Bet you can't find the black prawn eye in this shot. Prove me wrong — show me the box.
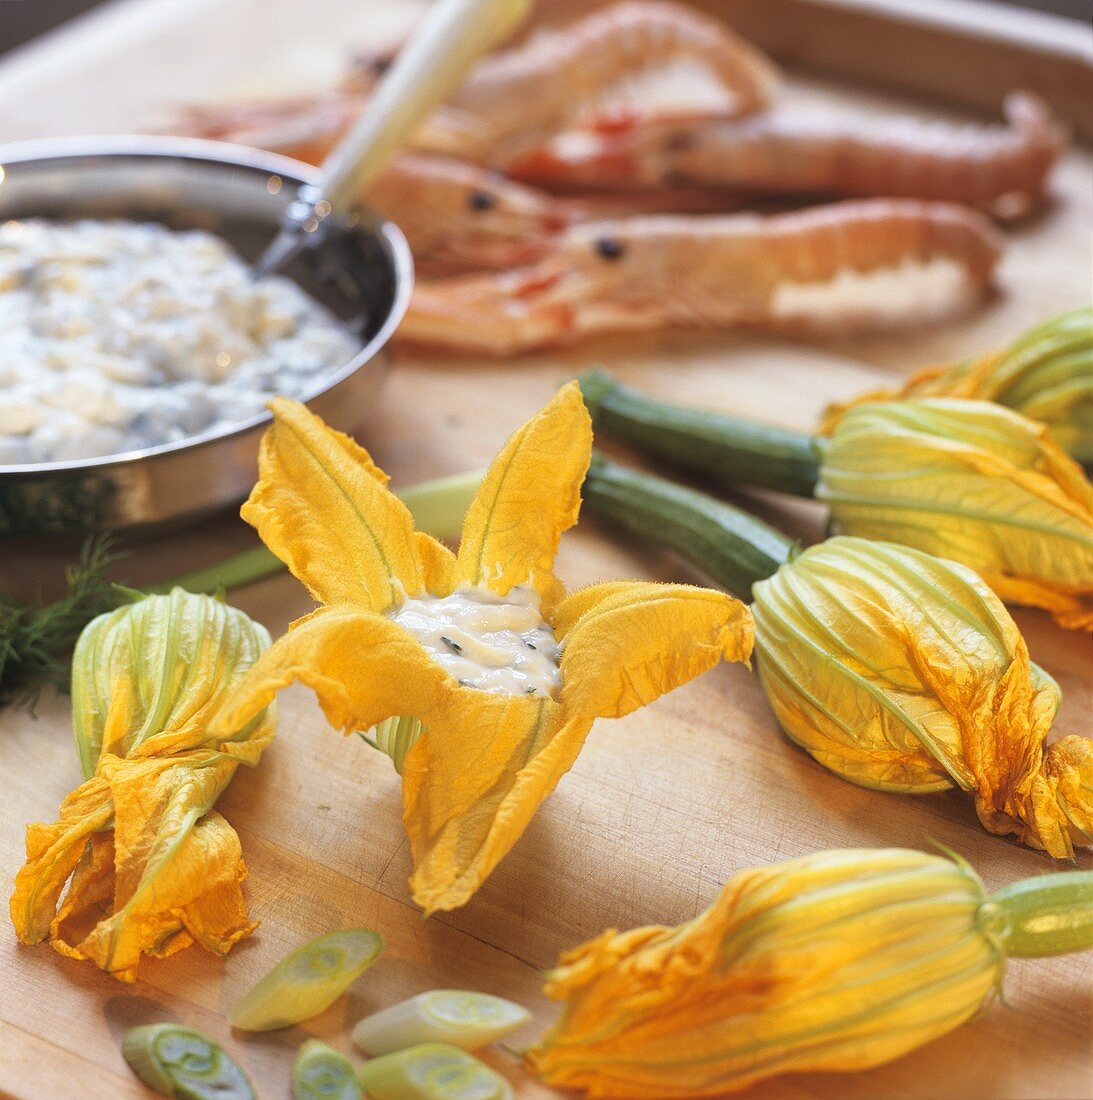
[595,236,626,260]
[468,190,496,211]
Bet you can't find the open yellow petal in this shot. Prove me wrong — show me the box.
[402,692,590,914]
[213,605,595,915]
[211,605,454,737]
[242,397,424,611]
[415,531,458,597]
[555,581,754,719]
[456,382,592,597]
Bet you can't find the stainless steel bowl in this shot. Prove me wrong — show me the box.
[0,136,413,535]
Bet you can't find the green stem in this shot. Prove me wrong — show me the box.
[365,715,423,775]
[990,872,1093,958]
[396,469,484,543]
[582,453,795,602]
[579,369,821,498]
[144,546,283,597]
[148,470,483,597]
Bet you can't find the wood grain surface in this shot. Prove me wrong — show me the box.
[0,1,1091,1098]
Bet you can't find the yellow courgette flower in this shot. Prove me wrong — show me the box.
[527,848,1093,1097]
[820,306,1093,464]
[752,537,1092,858]
[816,397,1093,630]
[212,383,753,914]
[10,589,275,981]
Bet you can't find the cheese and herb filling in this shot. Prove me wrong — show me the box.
[389,584,562,698]
[0,218,357,464]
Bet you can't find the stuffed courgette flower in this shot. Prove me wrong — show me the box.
[753,537,1092,858]
[820,306,1093,464]
[213,383,753,914]
[526,848,1093,1097]
[10,589,275,981]
[816,397,1093,631]
[582,458,1092,858]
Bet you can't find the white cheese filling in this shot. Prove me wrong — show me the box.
[0,218,358,465]
[390,584,562,698]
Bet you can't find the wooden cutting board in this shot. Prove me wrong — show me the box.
[0,2,1090,1097]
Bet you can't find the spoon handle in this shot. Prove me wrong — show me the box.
[319,0,531,212]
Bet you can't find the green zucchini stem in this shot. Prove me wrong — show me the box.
[579,369,821,498]
[582,453,796,602]
[988,871,1093,958]
[145,546,284,596]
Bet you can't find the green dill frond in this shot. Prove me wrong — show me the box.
[0,533,127,711]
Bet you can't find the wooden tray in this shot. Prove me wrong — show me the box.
[1,2,1090,1097]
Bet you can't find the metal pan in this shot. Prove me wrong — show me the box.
[0,136,413,536]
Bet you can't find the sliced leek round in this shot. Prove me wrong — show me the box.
[352,990,530,1055]
[121,1023,255,1100]
[293,1039,361,1100]
[356,1043,513,1100]
[230,928,384,1031]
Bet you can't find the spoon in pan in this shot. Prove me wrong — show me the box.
[254,0,532,278]
[0,0,529,533]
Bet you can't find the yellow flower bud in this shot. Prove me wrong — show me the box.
[10,590,276,981]
[816,398,1093,630]
[821,307,1093,465]
[751,537,1092,858]
[529,849,1007,1097]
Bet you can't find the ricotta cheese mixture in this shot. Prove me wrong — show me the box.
[390,584,563,698]
[0,218,359,464]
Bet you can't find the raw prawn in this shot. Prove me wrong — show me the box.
[170,122,750,273]
[429,0,779,164]
[510,92,1066,219]
[175,101,564,269]
[396,199,1003,356]
[367,156,751,273]
[370,155,572,273]
[177,90,365,166]
[176,2,778,171]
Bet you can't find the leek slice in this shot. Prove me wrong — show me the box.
[356,1043,513,1100]
[293,1039,361,1100]
[352,991,530,1055]
[230,928,384,1031]
[121,1024,255,1100]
